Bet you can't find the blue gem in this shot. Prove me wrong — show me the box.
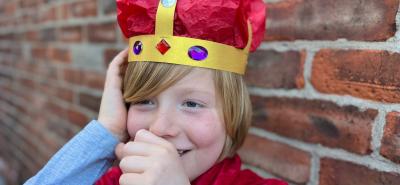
[161,0,176,8]
[133,41,142,55]
[188,46,208,61]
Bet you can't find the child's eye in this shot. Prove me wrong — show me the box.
[132,100,154,105]
[182,101,204,108]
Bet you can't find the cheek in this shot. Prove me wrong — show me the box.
[183,110,225,148]
[126,107,150,138]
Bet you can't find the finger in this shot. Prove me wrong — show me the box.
[120,141,163,158]
[115,142,126,160]
[134,129,175,150]
[107,48,129,76]
[119,173,144,185]
[119,155,148,173]
[104,48,129,88]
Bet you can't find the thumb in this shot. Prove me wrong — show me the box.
[115,142,126,160]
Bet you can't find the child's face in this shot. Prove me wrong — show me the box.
[126,68,226,180]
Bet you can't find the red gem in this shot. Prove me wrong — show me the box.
[156,39,170,55]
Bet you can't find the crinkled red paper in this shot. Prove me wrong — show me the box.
[116,0,266,52]
[95,154,288,185]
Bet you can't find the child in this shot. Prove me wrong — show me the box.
[25,0,288,184]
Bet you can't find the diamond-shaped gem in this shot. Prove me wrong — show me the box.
[156,39,171,55]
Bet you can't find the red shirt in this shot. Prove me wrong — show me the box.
[95,155,288,185]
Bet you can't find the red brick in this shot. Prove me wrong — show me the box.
[266,0,398,41]
[37,81,56,98]
[245,50,305,89]
[46,101,66,118]
[61,0,98,19]
[19,78,35,89]
[79,92,101,112]
[67,109,89,128]
[2,2,17,16]
[10,87,33,104]
[44,119,77,141]
[104,48,120,67]
[20,0,43,8]
[21,11,40,25]
[251,96,378,154]
[380,112,400,163]
[0,33,17,41]
[51,48,71,63]
[319,158,400,185]
[0,47,13,54]
[63,68,105,90]
[311,49,400,103]
[25,31,39,41]
[63,68,82,85]
[58,26,83,42]
[0,17,15,28]
[31,46,71,63]
[56,86,74,103]
[39,6,57,23]
[31,46,47,59]
[23,120,64,158]
[88,22,117,43]
[239,134,310,184]
[84,71,106,90]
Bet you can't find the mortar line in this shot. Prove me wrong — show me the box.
[0,15,116,34]
[248,87,400,112]
[258,41,399,52]
[306,152,320,185]
[302,50,316,94]
[394,3,400,42]
[249,127,400,173]
[370,110,387,156]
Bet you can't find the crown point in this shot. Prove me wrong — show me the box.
[156,39,171,55]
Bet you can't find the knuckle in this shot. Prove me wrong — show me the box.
[165,142,175,151]
[119,174,129,185]
[158,147,169,155]
[119,158,129,172]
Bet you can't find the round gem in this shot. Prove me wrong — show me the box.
[161,0,176,8]
[133,41,143,55]
[188,46,208,61]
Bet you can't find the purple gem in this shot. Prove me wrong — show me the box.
[133,41,143,55]
[188,46,208,61]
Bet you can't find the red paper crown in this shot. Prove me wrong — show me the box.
[116,0,266,74]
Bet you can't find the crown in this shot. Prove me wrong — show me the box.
[127,0,253,74]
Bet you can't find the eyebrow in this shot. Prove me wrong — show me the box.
[176,87,214,97]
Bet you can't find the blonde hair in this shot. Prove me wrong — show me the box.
[123,61,252,158]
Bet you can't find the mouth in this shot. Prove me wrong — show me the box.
[177,149,191,157]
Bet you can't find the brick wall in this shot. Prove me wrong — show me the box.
[0,0,399,185]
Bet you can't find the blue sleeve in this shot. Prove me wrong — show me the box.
[24,120,119,185]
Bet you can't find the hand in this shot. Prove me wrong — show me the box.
[118,129,191,185]
[98,48,129,142]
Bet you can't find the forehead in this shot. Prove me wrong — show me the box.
[170,68,215,95]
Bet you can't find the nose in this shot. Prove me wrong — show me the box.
[149,108,180,138]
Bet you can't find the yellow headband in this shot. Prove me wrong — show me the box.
[128,0,252,74]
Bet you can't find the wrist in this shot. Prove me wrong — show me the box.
[97,118,127,142]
